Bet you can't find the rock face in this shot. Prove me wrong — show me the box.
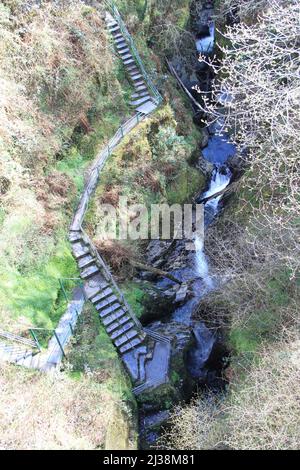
[140,282,192,324]
[190,0,215,34]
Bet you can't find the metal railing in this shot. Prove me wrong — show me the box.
[71,112,146,230]
[81,229,144,332]
[105,0,163,105]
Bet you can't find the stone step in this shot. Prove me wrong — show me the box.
[121,53,133,61]
[119,336,143,354]
[133,80,145,88]
[124,58,135,66]
[136,100,157,114]
[90,286,113,303]
[131,90,149,99]
[98,302,122,318]
[107,20,118,28]
[106,315,131,334]
[78,254,95,270]
[126,63,138,71]
[94,294,118,311]
[116,40,127,48]
[115,35,125,43]
[110,321,135,340]
[130,74,143,83]
[69,231,82,243]
[72,244,90,260]
[114,329,139,348]
[130,95,150,107]
[110,25,121,33]
[128,68,140,78]
[102,309,128,326]
[135,84,148,92]
[119,48,130,56]
[80,264,100,280]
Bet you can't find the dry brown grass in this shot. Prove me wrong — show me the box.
[0,363,120,450]
[0,0,115,276]
[161,336,300,450]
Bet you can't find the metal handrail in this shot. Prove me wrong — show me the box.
[71,112,145,231]
[105,0,163,105]
[0,329,37,349]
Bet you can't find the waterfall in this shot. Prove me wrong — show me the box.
[194,166,231,287]
[204,166,232,220]
[196,23,215,55]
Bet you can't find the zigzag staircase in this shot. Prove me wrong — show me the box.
[69,5,170,395]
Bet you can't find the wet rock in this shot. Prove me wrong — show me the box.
[200,127,210,148]
[146,240,175,267]
[139,284,176,324]
[197,153,214,178]
[175,283,189,304]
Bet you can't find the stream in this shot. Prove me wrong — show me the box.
[139,0,237,448]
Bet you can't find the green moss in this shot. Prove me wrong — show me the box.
[0,238,78,330]
[166,166,205,204]
[122,282,146,319]
[229,270,298,359]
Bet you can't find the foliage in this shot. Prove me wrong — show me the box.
[161,336,300,450]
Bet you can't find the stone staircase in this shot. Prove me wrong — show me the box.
[69,229,171,393]
[68,7,170,394]
[105,12,158,115]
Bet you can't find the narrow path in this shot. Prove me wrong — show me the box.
[0,287,85,371]
[0,4,171,395]
[69,5,171,395]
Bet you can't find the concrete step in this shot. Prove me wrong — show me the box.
[90,287,114,303]
[130,95,150,107]
[98,302,122,318]
[78,254,95,270]
[80,264,99,280]
[102,309,128,326]
[114,329,139,348]
[106,315,131,333]
[110,321,135,340]
[120,337,143,354]
[94,294,118,311]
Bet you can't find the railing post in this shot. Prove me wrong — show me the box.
[29,329,41,352]
[59,279,69,303]
[53,331,65,358]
